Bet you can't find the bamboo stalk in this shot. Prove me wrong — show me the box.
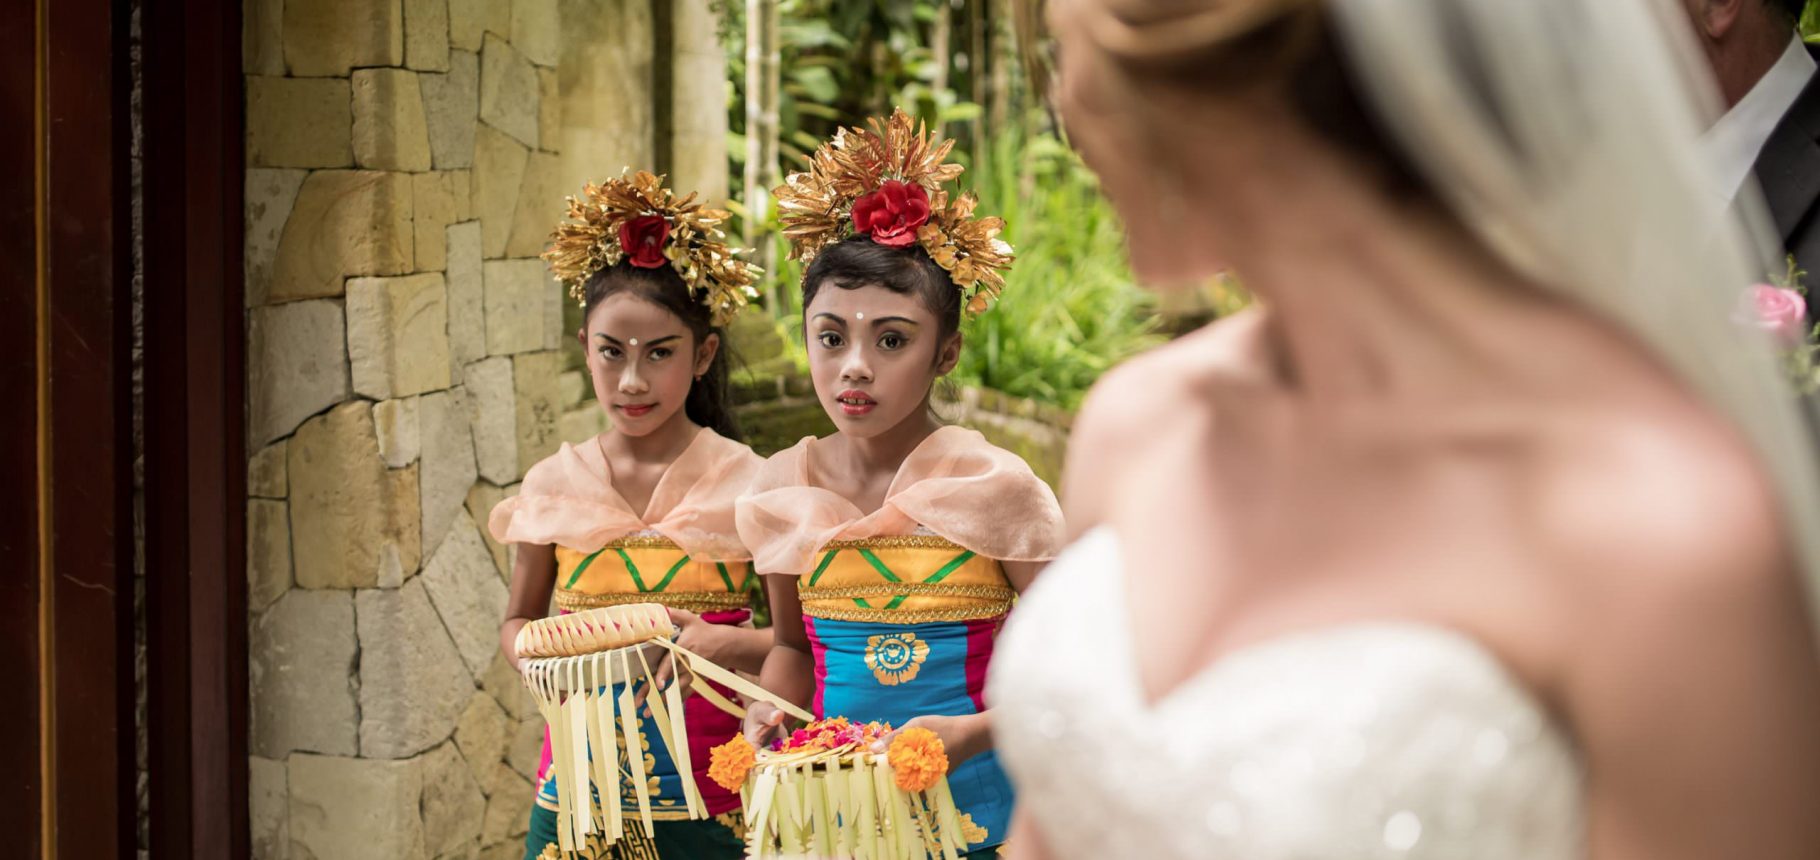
[932,0,953,136]
[743,0,782,315]
[969,0,987,171]
[989,0,1010,137]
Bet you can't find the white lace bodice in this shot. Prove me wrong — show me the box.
[988,528,1585,859]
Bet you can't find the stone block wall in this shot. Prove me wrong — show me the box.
[932,387,1072,489]
[241,1,672,857]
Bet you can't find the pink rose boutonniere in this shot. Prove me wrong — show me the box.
[1742,284,1808,345]
[1743,256,1819,393]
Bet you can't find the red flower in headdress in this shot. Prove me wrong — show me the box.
[850,180,931,247]
[619,215,672,268]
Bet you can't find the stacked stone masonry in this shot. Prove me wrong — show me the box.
[243,1,747,855]
[240,0,611,856]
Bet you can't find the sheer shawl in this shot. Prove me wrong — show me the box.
[736,426,1066,575]
[489,428,762,562]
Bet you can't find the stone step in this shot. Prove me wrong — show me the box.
[727,311,790,365]
[731,398,835,457]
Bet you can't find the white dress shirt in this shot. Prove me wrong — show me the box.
[1705,34,1816,205]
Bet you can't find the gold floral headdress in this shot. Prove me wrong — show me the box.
[542,170,761,326]
[774,108,1015,315]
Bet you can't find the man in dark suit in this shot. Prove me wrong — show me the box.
[1688,0,1820,287]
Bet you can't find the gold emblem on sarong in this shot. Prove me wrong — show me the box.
[864,632,930,685]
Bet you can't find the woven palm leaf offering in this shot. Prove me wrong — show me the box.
[707,718,968,859]
[517,603,812,855]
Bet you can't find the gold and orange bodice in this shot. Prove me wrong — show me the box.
[554,535,756,615]
[796,535,1014,625]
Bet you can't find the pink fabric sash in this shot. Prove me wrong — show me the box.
[489,427,763,562]
[735,426,1065,575]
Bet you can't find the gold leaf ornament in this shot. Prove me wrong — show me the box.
[541,170,762,326]
[774,107,1017,316]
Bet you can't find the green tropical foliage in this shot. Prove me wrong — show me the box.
[718,1,1004,182]
[949,127,1162,409]
[717,0,1155,410]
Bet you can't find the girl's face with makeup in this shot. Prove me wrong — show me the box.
[581,291,719,437]
[804,282,960,439]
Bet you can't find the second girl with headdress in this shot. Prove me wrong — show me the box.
[738,109,1067,858]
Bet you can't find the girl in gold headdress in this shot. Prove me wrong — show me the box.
[490,172,769,860]
[736,110,1067,857]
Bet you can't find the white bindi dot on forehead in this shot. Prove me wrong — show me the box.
[629,337,639,346]
[855,312,865,320]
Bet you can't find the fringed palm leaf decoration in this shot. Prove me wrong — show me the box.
[710,721,972,859]
[517,604,812,856]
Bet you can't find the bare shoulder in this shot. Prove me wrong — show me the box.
[1539,402,1820,858]
[1535,395,1809,716]
[1536,399,1791,603]
[1062,310,1272,535]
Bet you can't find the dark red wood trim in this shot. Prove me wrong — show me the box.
[31,0,138,855]
[142,0,249,854]
[189,0,250,853]
[0,0,47,852]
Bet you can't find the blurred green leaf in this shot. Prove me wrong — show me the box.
[780,19,850,50]
[788,129,826,153]
[788,66,840,103]
[794,102,844,121]
[938,102,982,124]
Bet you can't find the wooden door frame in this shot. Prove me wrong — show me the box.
[2,0,249,856]
[141,0,250,856]
[2,0,135,857]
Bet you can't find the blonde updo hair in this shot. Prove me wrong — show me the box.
[1059,0,1433,198]
[1071,0,1320,70]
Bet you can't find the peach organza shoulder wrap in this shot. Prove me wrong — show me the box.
[736,425,1066,575]
[488,428,762,561]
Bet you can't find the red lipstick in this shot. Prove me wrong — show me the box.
[835,389,876,417]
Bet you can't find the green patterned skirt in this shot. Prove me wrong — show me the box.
[523,804,1004,859]
[523,805,745,860]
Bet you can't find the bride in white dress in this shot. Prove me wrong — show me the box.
[987,1,1820,858]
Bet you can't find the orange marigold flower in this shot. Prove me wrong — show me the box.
[886,727,948,793]
[707,735,756,792]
